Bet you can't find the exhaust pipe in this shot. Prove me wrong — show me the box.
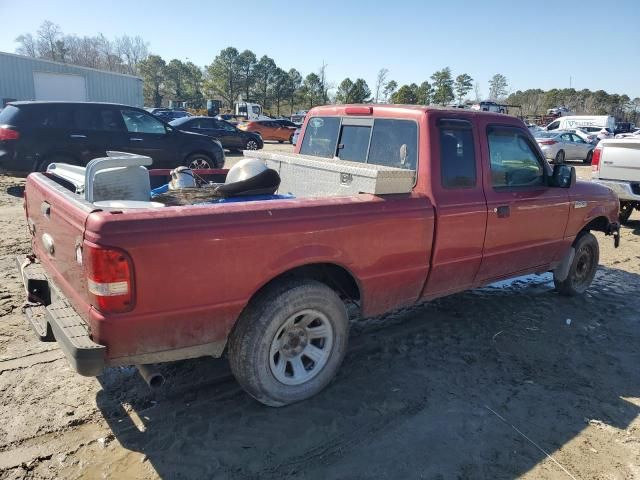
[136,364,165,389]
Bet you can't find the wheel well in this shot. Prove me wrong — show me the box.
[582,216,609,233]
[254,263,361,306]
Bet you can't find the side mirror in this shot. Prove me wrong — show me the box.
[550,164,575,188]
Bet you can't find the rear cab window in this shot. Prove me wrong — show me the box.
[300,116,417,171]
[438,119,476,189]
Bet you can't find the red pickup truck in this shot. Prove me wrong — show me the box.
[18,105,620,407]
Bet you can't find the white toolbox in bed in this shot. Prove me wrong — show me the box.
[244,150,415,197]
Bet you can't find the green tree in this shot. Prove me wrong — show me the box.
[253,55,277,109]
[488,73,508,100]
[335,78,354,104]
[302,73,322,108]
[164,59,188,100]
[237,50,257,101]
[416,81,433,105]
[138,54,166,107]
[271,67,289,116]
[431,67,454,105]
[391,84,418,104]
[286,68,303,114]
[204,47,240,109]
[383,80,398,103]
[454,73,473,104]
[350,79,371,103]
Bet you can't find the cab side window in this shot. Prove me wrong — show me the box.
[438,119,476,188]
[120,109,166,134]
[488,127,545,188]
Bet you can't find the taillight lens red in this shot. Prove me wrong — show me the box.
[83,243,134,313]
[591,146,602,172]
[538,140,558,145]
[0,126,19,141]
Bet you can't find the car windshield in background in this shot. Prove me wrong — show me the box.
[534,132,558,138]
[300,116,418,171]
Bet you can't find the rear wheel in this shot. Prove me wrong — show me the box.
[184,153,217,169]
[245,139,259,150]
[554,231,599,296]
[555,150,565,164]
[584,150,593,165]
[228,279,349,407]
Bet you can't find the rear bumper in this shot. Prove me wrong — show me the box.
[16,256,106,376]
[592,179,640,202]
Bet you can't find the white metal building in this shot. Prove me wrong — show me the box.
[0,51,143,107]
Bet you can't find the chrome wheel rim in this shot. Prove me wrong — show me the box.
[188,157,211,169]
[269,309,334,386]
[246,140,258,150]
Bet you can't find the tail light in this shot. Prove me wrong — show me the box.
[538,140,557,145]
[83,243,134,313]
[591,145,603,173]
[0,126,20,141]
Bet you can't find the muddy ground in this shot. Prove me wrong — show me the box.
[1,148,639,479]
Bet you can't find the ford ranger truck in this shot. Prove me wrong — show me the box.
[18,105,621,407]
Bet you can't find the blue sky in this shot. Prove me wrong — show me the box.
[1,0,639,99]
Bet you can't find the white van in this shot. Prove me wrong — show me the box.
[545,115,615,132]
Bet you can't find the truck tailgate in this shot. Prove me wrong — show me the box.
[599,140,640,182]
[24,173,98,317]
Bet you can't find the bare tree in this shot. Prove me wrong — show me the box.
[474,82,482,102]
[36,20,64,61]
[116,35,149,75]
[15,33,38,57]
[374,68,389,103]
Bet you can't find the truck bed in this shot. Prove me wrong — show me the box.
[24,170,435,365]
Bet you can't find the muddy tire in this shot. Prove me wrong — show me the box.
[554,232,599,296]
[228,279,349,407]
[619,201,635,224]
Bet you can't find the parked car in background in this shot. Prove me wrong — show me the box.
[534,131,594,164]
[614,122,635,135]
[615,128,640,139]
[291,127,301,146]
[170,116,263,151]
[0,101,224,172]
[238,119,297,143]
[545,115,616,132]
[154,110,192,123]
[567,128,598,145]
[591,138,640,223]
[546,106,572,116]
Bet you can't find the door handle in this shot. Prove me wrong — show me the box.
[69,134,86,139]
[493,205,510,218]
[129,138,144,142]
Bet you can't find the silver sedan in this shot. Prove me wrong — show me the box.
[534,131,594,164]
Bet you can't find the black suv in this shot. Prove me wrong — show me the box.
[0,102,225,173]
[169,116,263,152]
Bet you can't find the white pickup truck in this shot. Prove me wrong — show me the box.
[592,139,640,223]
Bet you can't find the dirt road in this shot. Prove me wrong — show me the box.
[1,153,639,479]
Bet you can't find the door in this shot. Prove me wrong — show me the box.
[68,105,126,164]
[33,72,86,101]
[475,124,571,283]
[117,109,175,167]
[570,133,591,161]
[559,132,576,159]
[422,117,488,298]
[211,118,242,148]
